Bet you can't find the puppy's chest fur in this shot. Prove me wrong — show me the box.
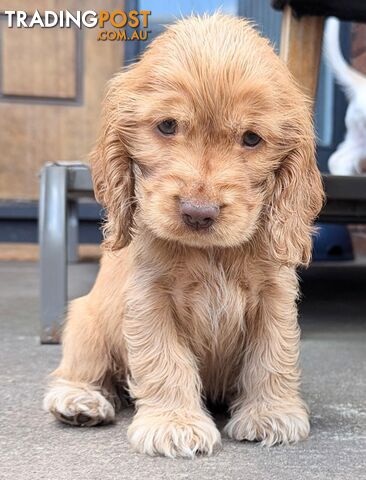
[171,253,251,400]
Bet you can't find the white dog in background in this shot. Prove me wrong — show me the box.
[325,17,366,175]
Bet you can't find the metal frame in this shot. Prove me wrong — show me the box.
[39,162,95,344]
[320,175,366,223]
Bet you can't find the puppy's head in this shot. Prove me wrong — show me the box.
[92,14,323,265]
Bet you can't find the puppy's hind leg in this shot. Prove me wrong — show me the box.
[44,296,123,427]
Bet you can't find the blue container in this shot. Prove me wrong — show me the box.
[312,223,354,261]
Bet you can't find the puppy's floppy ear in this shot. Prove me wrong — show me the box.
[265,103,324,267]
[90,72,135,251]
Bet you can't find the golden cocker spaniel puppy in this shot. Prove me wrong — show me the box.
[44,14,324,458]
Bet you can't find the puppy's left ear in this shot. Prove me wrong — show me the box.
[265,106,324,267]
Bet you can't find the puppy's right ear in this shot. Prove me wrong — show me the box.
[90,73,135,251]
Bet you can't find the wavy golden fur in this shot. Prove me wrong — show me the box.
[44,14,324,458]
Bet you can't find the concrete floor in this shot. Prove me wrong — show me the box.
[0,260,365,480]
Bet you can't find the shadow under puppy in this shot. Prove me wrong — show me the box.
[44,13,324,458]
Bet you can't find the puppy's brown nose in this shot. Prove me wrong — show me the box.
[180,200,219,230]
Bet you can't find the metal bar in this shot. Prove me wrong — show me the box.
[39,164,68,344]
[322,174,366,200]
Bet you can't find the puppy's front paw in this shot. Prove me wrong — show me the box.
[43,378,115,427]
[128,409,221,458]
[225,400,309,446]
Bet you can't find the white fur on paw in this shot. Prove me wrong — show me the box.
[43,379,115,427]
[128,409,221,458]
[225,401,310,446]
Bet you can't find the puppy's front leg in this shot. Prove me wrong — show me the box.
[226,271,310,445]
[43,296,117,427]
[125,283,220,458]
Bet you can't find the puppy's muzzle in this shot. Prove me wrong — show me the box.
[180,200,220,230]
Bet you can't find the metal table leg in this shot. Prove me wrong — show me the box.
[39,164,68,344]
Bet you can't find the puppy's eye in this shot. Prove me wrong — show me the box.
[242,131,262,148]
[157,119,177,136]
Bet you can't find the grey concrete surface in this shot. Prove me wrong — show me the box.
[0,260,365,480]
